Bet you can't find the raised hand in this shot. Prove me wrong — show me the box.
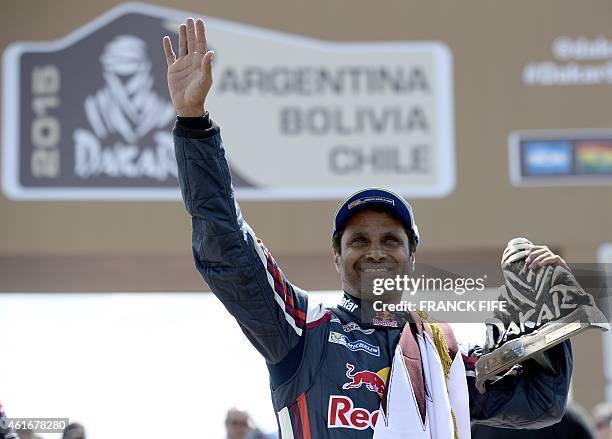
[162,17,214,117]
[502,237,568,270]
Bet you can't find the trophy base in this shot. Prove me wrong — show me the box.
[475,306,609,394]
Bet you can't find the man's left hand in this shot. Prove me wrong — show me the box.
[502,237,568,270]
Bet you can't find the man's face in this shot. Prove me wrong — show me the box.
[333,209,412,300]
[225,410,250,439]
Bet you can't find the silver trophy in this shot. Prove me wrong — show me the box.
[475,238,609,393]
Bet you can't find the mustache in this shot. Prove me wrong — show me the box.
[356,261,399,272]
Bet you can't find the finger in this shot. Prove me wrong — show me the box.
[179,23,187,56]
[162,36,176,66]
[529,244,549,250]
[528,252,557,269]
[536,255,563,267]
[528,245,549,253]
[201,50,214,78]
[195,18,207,53]
[525,247,550,262]
[186,17,196,53]
[527,244,549,251]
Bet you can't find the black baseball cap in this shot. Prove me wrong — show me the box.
[333,188,420,247]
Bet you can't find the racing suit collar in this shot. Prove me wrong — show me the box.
[338,291,407,328]
[338,291,361,319]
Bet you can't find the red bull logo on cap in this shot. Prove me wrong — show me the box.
[372,310,399,327]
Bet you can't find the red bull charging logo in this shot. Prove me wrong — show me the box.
[342,363,389,397]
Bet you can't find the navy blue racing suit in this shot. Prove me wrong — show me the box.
[173,114,572,438]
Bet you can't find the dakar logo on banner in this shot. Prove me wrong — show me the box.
[74,35,176,181]
[2,3,184,200]
[2,2,454,200]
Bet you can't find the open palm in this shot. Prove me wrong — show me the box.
[163,18,214,117]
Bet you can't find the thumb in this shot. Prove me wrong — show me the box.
[201,50,214,79]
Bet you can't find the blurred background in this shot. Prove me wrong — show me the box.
[1,1,612,438]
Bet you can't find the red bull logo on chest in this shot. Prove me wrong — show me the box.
[342,363,389,398]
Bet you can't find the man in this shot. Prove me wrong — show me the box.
[62,423,86,439]
[163,17,572,438]
[594,403,612,439]
[224,407,252,439]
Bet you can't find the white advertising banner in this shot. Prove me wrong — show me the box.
[2,3,454,200]
[206,20,455,198]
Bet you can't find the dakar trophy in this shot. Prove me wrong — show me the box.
[475,237,610,393]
